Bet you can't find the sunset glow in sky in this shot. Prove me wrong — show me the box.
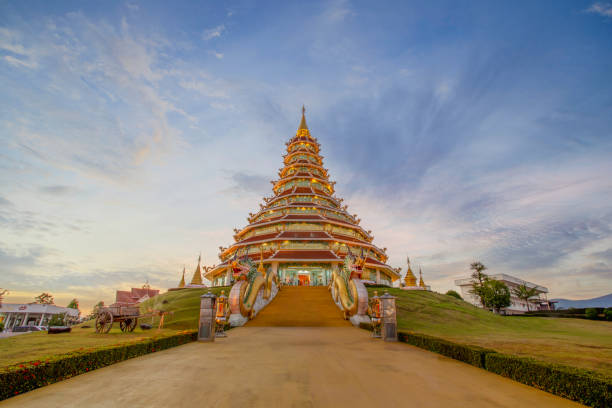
[2,1,612,312]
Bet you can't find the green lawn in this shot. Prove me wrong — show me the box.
[368,288,612,377]
[0,326,185,367]
[0,287,229,368]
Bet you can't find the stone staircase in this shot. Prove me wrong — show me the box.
[247,286,351,327]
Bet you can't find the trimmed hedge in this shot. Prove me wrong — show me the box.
[389,329,611,407]
[0,330,197,401]
[485,353,611,407]
[397,331,492,368]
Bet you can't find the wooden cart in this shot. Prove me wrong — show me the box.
[95,305,140,334]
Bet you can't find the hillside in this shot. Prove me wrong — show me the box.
[138,287,230,330]
[552,293,612,309]
[367,288,612,377]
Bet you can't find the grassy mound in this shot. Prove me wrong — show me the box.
[138,287,231,330]
[367,288,612,377]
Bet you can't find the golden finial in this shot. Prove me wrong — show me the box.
[298,105,308,130]
[418,267,426,288]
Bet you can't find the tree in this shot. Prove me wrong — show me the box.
[48,313,66,326]
[482,280,511,313]
[445,290,462,300]
[67,298,81,317]
[512,284,538,312]
[0,288,8,308]
[468,262,489,307]
[585,308,598,320]
[34,292,54,304]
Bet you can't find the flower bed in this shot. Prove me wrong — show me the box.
[0,330,196,401]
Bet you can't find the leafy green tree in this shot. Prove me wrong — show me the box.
[445,290,462,300]
[67,298,81,317]
[34,292,54,304]
[585,308,598,320]
[482,280,511,313]
[512,284,539,312]
[468,262,489,307]
[48,313,66,326]
[0,321,4,333]
[604,308,612,321]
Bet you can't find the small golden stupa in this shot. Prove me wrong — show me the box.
[178,266,186,288]
[418,268,426,288]
[190,254,204,285]
[404,257,417,287]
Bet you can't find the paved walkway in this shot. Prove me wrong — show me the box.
[2,326,582,407]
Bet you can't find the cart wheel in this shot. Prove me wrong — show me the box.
[129,318,137,332]
[95,311,113,334]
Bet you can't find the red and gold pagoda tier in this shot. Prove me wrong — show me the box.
[205,108,400,287]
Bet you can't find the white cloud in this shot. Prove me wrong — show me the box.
[212,51,224,59]
[126,2,139,11]
[3,55,37,68]
[586,2,612,17]
[203,24,225,40]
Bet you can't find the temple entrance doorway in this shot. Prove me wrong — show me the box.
[297,272,310,286]
[279,266,332,286]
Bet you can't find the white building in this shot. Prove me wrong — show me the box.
[454,273,554,314]
[0,303,80,330]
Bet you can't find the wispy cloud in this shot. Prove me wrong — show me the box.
[586,2,612,17]
[202,24,225,40]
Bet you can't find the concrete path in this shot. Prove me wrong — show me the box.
[2,327,582,408]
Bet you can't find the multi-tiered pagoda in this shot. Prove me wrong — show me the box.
[205,108,400,287]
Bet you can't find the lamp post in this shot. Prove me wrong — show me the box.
[198,291,217,342]
[379,291,397,341]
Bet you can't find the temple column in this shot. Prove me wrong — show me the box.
[376,269,381,284]
[271,261,279,278]
[225,267,232,286]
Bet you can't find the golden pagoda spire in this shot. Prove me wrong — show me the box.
[404,256,417,287]
[298,105,308,130]
[190,254,204,285]
[178,266,186,288]
[418,267,426,288]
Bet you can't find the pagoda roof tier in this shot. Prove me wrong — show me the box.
[250,204,352,224]
[269,249,341,261]
[280,163,328,178]
[265,191,341,207]
[284,151,323,166]
[273,175,333,193]
[229,232,379,252]
[275,186,332,199]
[287,140,320,153]
[238,215,371,238]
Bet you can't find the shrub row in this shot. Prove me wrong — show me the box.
[395,330,611,407]
[485,353,611,407]
[0,330,197,401]
[397,331,491,368]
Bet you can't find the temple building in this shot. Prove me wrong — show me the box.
[205,107,400,287]
[111,284,160,307]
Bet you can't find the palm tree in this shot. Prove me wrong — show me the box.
[512,284,539,312]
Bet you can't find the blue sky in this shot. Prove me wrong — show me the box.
[1,1,611,312]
